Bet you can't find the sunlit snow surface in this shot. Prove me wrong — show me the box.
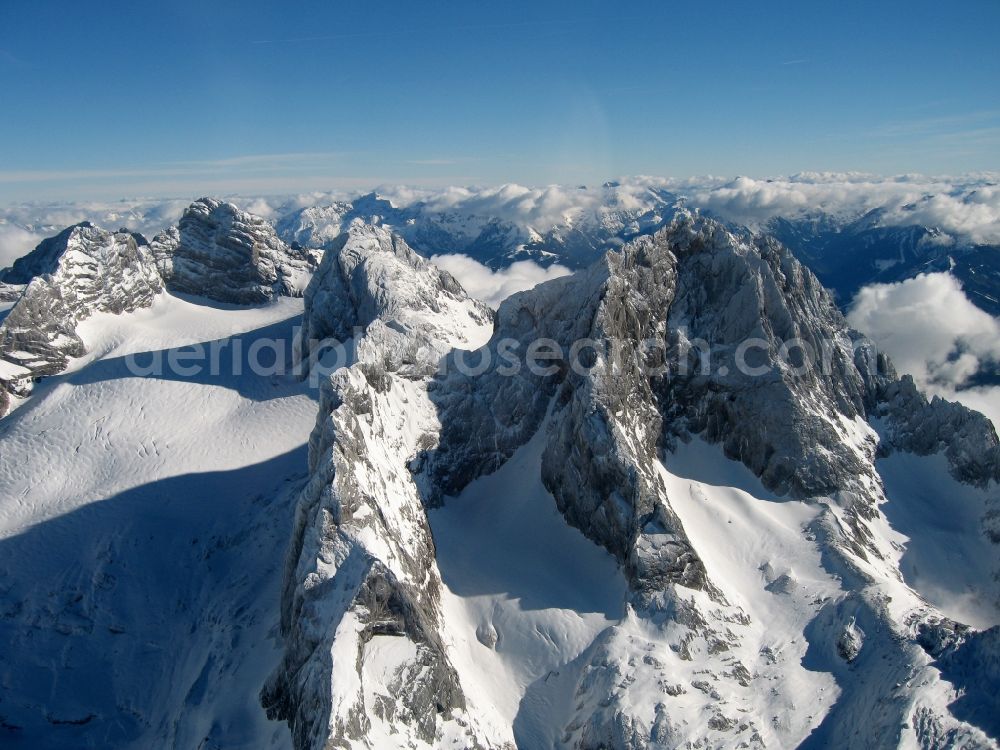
[429,424,627,744]
[0,292,314,749]
[661,439,844,745]
[432,432,844,747]
[432,430,999,747]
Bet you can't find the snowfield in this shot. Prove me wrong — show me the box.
[660,439,844,746]
[877,451,1000,630]
[0,292,314,749]
[430,420,627,745]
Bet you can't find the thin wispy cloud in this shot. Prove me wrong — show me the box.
[873,109,1000,138]
[166,152,347,169]
[0,152,349,184]
[404,157,485,167]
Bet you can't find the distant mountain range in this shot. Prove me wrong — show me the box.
[4,177,998,317]
[267,182,1000,317]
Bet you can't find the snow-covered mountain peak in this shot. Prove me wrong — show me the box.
[1,201,998,749]
[0,222,162,415]
[401,214,1000,747]
[152,197,316,304]
[0,197,325,416]
[298,220,493,368]
[0,221,145,285]
[264,220,497,748]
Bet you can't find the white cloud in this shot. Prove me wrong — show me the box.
[377,173,1000,244]
[415,183,603,234]
[0,198,190,243]
[6,173,1000,253]
[686,174,1000,243]
[0,222,45,270]
[241,197,277,219]
[431,254,572,308]
[881,187,1000,245]
[848,272,1000,428]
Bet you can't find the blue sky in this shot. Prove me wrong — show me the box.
[1,0,998,202]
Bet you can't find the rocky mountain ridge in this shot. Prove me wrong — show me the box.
[262,222,496,748]
[152,197,316,305]
[268,214,1000,748]
[0,198,315,416]
[268,186,1000,321]
[275,185,684,270]
[0,222,162,415]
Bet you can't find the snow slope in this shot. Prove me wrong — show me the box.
[661,438,844,745]
[878,451,1000,629]
[430,420,627,745]
[0,292,316,749]
[2,210,999,749]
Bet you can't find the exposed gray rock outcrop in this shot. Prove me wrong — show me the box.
[0,223,162,415]
[876,375,1000,488]
[413,214,1000,747]
[270,214,1000,749]
[263,223,496,749]
[425,217,887,590]
[152,198,314,304]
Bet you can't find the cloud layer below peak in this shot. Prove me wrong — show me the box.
[431,254,572,308]
[848,272,1000,428]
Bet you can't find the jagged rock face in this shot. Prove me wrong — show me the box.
[298,220,491,358]
[877,375,1000,488]
[426,217,882,590]
[153,198,314,304]
[264,223,495,750]
[652,226,881,499]
[270,216,1000,749]
[0,223,162,415]
[413,215,1000,747]
[429,216,998,555]
[423,244,714,605]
